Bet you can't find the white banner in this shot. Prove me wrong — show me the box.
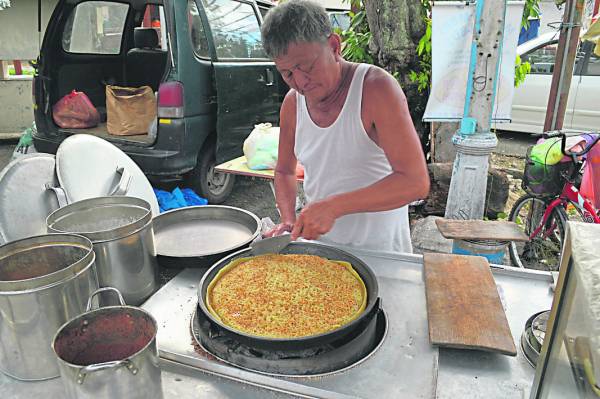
[423,1,525,122]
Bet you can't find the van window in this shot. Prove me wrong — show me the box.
[329,12,350,31]
[523,41,558,75]
[257,5,270,19]
[138,4,167,50]
[62,1,129,54]
[188,0,210,58]
[202,0,267,60]
[584,42,600,76]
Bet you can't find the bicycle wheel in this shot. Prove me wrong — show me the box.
[509,195,567,271]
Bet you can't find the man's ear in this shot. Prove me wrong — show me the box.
[328,33,342,59]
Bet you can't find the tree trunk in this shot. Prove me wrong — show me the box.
[363,0,428,140]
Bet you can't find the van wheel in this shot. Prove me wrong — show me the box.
[185,143,235,204]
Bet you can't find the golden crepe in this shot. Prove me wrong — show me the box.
[206,254,367,338]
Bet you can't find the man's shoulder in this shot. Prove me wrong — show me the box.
[282,88,298,107]
[360,65,405,114]
[362,64,398,94]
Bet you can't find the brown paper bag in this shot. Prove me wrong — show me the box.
[106,85,156,136]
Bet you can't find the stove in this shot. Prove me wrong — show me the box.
[143,250,438,399]
[191,302,388,376]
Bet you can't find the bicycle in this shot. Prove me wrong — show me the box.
[509,131,600,270]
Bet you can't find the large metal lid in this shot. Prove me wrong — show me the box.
[0,154,60,245]
[55,135,159,217]
[0,234,95,292]
[47,196,152,243]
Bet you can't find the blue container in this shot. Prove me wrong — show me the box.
[452,239,508,265]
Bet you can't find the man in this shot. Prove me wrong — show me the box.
[261,0,429,253]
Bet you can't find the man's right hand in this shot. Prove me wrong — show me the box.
[263,222,294,238]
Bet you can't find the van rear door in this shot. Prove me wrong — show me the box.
[199,0,282,164]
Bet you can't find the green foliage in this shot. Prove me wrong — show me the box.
[521,0,541,28]
[7,65,35,76]
[407,0,541,91]
[337,2,374,64]
[339,0,539,91]
[409,17,431,92]
[514,54,531,87]
[338,11,374,64]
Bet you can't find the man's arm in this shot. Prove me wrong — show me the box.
[292,66,430,240]
[265,90,298,236]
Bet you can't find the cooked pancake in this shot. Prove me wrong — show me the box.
[206,254,367,338]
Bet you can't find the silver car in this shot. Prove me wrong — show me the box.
[497,31,600,134]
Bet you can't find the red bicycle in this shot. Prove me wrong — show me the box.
[509,131,600,270]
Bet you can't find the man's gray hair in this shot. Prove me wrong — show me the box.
[261,0,333,59]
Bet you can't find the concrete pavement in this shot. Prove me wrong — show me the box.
[0,141,14,169]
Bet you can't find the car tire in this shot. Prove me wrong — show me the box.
[185,142,235,204]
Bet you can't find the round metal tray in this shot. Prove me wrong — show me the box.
[153,206,260,259]
[521,310,549,368]
[0,154,59,245]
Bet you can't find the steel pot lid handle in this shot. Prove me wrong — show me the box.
[44,183,68,208]
[76,359,139,384]
[109,166,132,196]
[86,287,126,311]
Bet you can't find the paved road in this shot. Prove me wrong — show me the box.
[0,142,13,170]
[495,131,537,157]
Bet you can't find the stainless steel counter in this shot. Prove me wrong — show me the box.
[0,247,554,399]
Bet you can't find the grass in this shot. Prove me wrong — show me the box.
[8,66,34,76]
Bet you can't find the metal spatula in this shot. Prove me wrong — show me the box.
[250,234,292,255]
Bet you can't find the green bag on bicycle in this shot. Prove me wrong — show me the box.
[529,138,563,165]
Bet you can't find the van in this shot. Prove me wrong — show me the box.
[33,0,287,203]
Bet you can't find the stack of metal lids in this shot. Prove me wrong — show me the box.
[0,135,159,245]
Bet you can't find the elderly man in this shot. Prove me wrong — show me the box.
[261,0,429,253]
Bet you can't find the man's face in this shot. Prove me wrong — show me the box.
[274,36,340,101]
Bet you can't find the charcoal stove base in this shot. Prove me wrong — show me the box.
[191,304,388,377]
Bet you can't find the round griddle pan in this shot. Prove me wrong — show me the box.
[197,242,380,351]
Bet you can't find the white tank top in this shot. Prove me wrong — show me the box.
[294,63,412,253]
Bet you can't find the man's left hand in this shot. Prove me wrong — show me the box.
[291,199,338,241]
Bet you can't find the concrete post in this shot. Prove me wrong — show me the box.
[0,61,9,80]
[445,0,506,220]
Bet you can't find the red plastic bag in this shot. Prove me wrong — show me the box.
[52,90,100,129]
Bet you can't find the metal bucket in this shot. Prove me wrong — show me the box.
[0,234,98,381]
[47,196,158,305]
[52,288,163,399]
[452,239,509,265]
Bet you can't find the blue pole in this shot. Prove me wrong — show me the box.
[460,0,486,135]
[489,0,508,124]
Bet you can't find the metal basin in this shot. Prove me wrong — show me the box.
[153,205,261,268]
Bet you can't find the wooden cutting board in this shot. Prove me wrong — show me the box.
[423,253,517,356]
[435,219,529,242]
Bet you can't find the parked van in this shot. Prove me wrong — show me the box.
[33,0,287,202]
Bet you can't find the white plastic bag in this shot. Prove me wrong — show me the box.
[243,123,280,170]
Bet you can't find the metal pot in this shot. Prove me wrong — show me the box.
[52,287,163,399]
[197,242,380,351]
[0,234,98,381]
[47,196,158,305]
